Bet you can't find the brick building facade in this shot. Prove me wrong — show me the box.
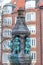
[1,0,43,65]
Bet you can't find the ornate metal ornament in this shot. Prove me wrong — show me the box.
[9,8,31,65]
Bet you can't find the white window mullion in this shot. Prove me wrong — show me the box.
[3,17,12,26]
[30,38,36,48]
[31,51,36,62]
[25,12,36,22]
[3,29,12,37]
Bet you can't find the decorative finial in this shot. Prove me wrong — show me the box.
[17,7,25,17]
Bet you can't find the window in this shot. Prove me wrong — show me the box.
[30,38,36,48]
[3,29,12,37]
[27,25,36,34]
[31,51,36,62]
[3,17,12,26]
[3,6,12,14]
[25,12,36,21]
[25,0,36,9]
[2,40,11,50]
[2,53,10,63]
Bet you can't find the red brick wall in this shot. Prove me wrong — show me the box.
[12,0,25,10]
[40,9,43,65]
[36,8,41,65]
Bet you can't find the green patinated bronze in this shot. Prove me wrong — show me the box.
[13,37,20,53]
[25,37,31,54]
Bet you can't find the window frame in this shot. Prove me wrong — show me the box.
[27,25,36,34]
[3,17,12,26]
[2,53,10,63]
[25,12,36,22]
[3,6,12,14]
[2,40,11,50]
[30,38,36,48]
[3,28,12,37]
[31,51,36,62]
